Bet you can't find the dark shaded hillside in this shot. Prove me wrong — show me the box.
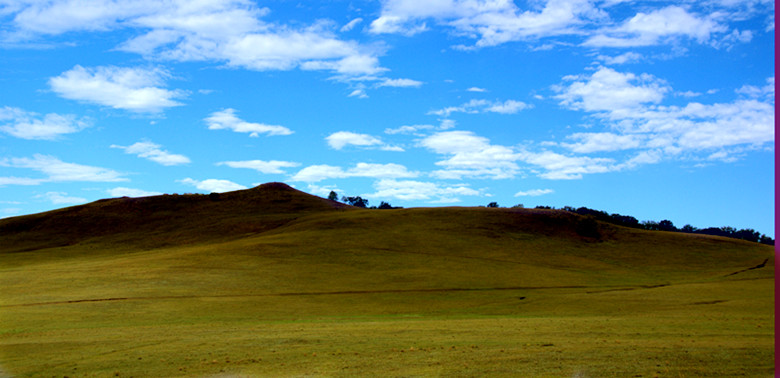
[0,182,351,252]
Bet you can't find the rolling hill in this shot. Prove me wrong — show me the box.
[0,183,774,376]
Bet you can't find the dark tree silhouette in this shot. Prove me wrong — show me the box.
[342,196,368,208]
[328,191,338,201]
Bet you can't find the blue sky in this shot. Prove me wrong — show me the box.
[0,0,775,237]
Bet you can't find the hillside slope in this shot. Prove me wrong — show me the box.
[0,182,773,377]
[0,182,351,252]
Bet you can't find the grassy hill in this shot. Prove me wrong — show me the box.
[0,183,773,376]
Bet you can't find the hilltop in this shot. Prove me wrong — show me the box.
[0,182,773,376]
[0,182,350,252]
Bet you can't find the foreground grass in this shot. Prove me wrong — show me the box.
[0,205,774,376]
[1,279,773,377]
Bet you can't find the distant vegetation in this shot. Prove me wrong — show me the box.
[535,205,774,246]
[331,191,773,245]
[330,191,402,210]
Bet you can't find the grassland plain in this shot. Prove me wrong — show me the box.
[0,183,774,377]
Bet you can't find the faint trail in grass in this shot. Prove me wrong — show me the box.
[1,285,589,308]
[724,258,768,277]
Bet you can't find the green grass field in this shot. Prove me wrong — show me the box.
[0,184,774,376]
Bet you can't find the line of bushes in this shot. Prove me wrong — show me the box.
[539,205,774,246]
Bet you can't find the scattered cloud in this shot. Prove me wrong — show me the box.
[553,67,669,115]
[467,87,488,92]
[560,132,643,153]
[369,0,606,47]
[326,131,403,151]
[514,189,554,197]
[217,160,300,174]
[107,187,163,198]
[39,191,87,205]
[596,52,642,65]
[0,154,127,183]
[377,78,423,88]
[0,106,90,140]
[420,131,522,179]
[111,141,190,166]
[341,18,363,32]
[290,162,418,182]
[549,69,775,172]
[367,179,482,203]
[179,178,247,193]
[428,99,531,117]
[49,65,186,113]
[582,6,726,48]
[4,1,386,77]
[517,149,615,180]
[205,108,293,137]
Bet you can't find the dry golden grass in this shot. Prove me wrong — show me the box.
[0,183,773,376]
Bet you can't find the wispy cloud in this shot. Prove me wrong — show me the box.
[205,108,293,137]
[428,99,531,117]
[291,162,418,183]
[514,189,554,197]
[326,131,403,151]
[38,191,87,205]
[49,65,186,113]
[217,160,300,174]
[0,154,127,184]
[111,141,190,166]
[420,131,522,180]
[107,187,163,198]
[367,179,483,203]
[179,178,247,193]
[0,106,89,140]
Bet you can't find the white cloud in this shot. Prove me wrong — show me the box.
[596,52,642,65]
[205,108,293,137]
[560,132,643,153]
[0,106,89,140]
[467,87,487,92]
[517,149,615,180]
[420,130,522,179]
[0,177,44,186]
[325,131,403,151]
[377,78,424,88]
[553,67,669,114]
[368,179,482,202]
[514,189,554,197]
[348,88,369,98]
[49,65,186,113]
[111,141,190,166]
[428,99,531,117]
[548,69,775,172]
[583,6,726,47]
[736,77,774,99]
[179,178,247,193]
[217,160,300,174]
[305,183,343,198]
[369,0,604,47]
[341,18,363,32]
[290,162,418,182]
[485,100,531,114]
[326,131,383,150]
[5,1,385,77]
[0,154,127,183]
[39,191,88,205]
[107,187,163,198]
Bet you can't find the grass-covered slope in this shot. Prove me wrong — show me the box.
[0,182,350,253]
[0,183,773,376]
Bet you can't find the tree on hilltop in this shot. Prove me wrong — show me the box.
[342,196,368,208]
[328,191,338,201]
